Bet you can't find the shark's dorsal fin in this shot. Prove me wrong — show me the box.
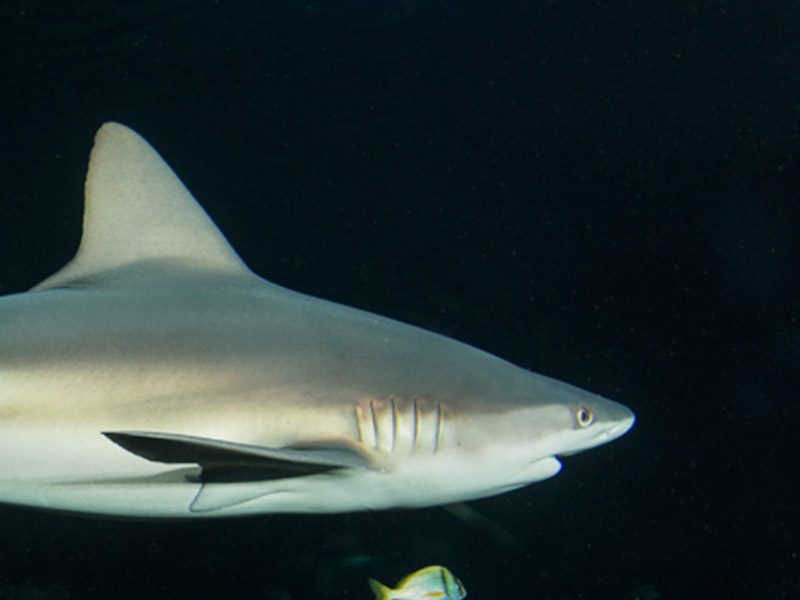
[32,122,252,291]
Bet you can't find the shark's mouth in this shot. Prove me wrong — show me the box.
[558,449,586,457]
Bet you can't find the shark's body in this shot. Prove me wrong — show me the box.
[0,124,634,518]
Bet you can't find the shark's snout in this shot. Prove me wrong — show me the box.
[610,408,636,439]
[592,410,635,448]
[594,399,636,443]
[553,395,635,457]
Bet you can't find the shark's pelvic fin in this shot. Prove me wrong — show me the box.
[32,122,253,291]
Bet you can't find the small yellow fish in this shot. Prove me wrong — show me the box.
[368,565,467,600]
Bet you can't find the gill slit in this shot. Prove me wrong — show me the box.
[369,399,379,449]
[434,402,444,453]
[412,397,420,448]
[354,406,364,444]
[390,396,398,452]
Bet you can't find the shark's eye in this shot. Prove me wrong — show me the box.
[576,405,594,428]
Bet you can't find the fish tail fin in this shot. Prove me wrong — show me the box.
[367,578,392,600]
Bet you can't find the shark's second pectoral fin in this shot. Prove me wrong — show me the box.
[103,430,373,479]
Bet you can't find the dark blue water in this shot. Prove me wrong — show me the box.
[0,2,797,598]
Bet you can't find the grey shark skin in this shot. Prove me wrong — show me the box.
[0,123,634,518]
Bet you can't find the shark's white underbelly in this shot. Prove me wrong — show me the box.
[0,419,563,518]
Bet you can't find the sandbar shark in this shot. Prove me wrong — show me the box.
[0,123,634,518]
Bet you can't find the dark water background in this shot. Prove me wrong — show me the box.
[0,1,797,598]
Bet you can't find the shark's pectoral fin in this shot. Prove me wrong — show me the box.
[103,430,375,514]
[103,430,373,478]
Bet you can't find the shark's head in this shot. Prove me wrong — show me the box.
[416,365,636,501]
[514,376,636,457]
